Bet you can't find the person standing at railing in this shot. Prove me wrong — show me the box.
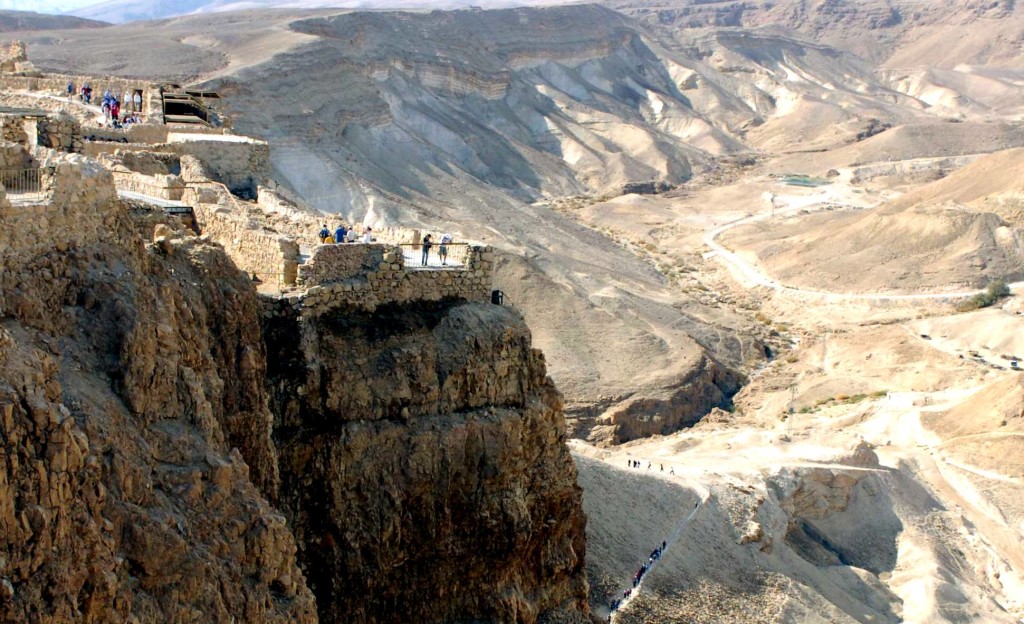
[318,223,331,243]
[439,233,452,265]
[334,223,347,244]
[67,81,75,100]
[421,234,433,266]
[362,226,373,244]
[346,226,357,243]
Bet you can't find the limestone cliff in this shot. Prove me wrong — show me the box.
[264,301,589,623]
[0,161,316,622]
[1,155,589,622]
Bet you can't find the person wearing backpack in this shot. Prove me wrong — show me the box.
[421,234,433,266]
[318,224,331,243]
[439,232,452,265]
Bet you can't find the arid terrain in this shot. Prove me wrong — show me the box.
[3,0,1024,622]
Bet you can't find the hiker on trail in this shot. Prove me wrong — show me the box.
[110,100,120,125]
[647,462,652,470]
[362,226,373,244]
[439,232,452,265]
[318,224,330,242]
[346,226,357,243]
[421,234,433,266]
[335,224,347,243]
[67,81,74,99]
[82,84,92,104]
[101,100,110,123]
[660,464,664,471]
[104,88,112,101]
[662,540,666,550]
[670,467,675,475]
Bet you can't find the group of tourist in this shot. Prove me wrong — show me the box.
[627,458,674,475]
[607,540,668,619]
[318,224,456,266]
[418,232,454,266]
[68,81,143,128]
[319,223,372,245]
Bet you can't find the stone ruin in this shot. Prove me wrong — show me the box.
[0,40,36,75]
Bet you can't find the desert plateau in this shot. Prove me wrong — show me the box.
[0,0,1022,622]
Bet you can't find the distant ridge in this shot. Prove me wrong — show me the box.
[0,9,107,31]
[69,0,578,24]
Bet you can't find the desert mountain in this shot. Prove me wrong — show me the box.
[606,0,1024,68]
[0,9,106,31]
[13,0,1023,440]
[67,0,575,24]
[724,147,1024,294]
[4,1,1024,622]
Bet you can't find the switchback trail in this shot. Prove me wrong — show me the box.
[609,493,704,622]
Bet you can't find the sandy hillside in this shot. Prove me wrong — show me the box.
[575,301,1024,622]
[722,147,1024,294]
[0,9,106,31]
[608,0,1024,69]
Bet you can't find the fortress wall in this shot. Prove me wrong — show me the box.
[36,114,82,152]
[0,140,33,169]
[265,244,494,317]
[0,113,81,153]
[0,74,160,118]
[0,155,120,315]
[168,138,269,198]
[110,169,186,200]
[189,188,299,287]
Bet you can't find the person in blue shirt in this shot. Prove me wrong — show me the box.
[335,224,347,243]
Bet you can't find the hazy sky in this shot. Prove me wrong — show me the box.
[5,0,566,15]
[3,0,99,11]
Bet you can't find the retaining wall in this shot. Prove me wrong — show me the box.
[264,243,494,317]
[188,182,299,286]
[0,154,120,315]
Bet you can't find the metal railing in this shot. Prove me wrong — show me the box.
[398,242,471,269]
[0,168,47,203]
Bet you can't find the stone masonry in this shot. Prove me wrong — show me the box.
[265,243,494,318]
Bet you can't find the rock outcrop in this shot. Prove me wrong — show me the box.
[264,300,589,623]
[1,151,589,622]
[0,164,317,622]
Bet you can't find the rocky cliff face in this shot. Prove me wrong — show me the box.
[1,158,589,622]
[0,175,316,621]
[264,301,589,623]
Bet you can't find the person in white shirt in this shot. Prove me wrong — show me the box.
[346,227,357,243]
[439,233,453,265]
[362,227,373,244]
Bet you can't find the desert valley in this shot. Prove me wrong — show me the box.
[0,0,1023,622]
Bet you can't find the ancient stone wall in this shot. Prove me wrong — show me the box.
[0,141,33,170]
[110,169,185,200]
[83,123,169,145]
[188,184,299,286]
[36,114,81,153]
[273,243,493,316]
[0,74,158,118]
[0,157,116,313]
[0,117,29,144]
[167,135,269,198]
